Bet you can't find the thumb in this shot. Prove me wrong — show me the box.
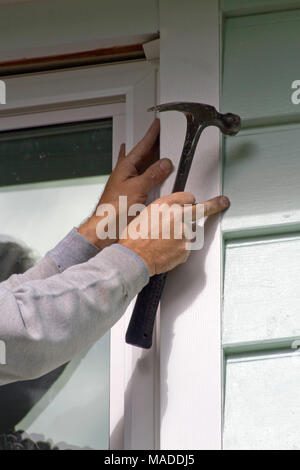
[203,195,230,217]
[184,195,230,221]
[138,158,173,192]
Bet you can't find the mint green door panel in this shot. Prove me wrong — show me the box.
[222,125,300,234]
[222,10,300,122]
[223,235,300,346]
[222,2,300,449]
[222,0,300,16]
[224,351,300,450]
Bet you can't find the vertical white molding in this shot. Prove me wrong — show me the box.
[0,80,6,105]
[110,113,126,450]
[124,68,159,450]
[159,0,222,449]
[0,340,6,365]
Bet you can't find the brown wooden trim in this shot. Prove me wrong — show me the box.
[0,43,146,76]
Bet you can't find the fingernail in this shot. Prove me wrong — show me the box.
[220,196,230,208]
[160,159,172,173]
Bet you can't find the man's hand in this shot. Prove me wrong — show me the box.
[79,119,173,249]
[119,192,230,276]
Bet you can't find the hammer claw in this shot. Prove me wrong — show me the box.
[149,101,241,135]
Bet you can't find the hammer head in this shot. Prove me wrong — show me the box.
[149,101,241,136]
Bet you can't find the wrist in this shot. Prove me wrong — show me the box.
[78,215,117,250]
[78,217,98,245]
[78,216,106,250]
[119,239,154,276]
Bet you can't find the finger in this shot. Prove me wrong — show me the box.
[129,119,160,167]
[138,158,173,192]
[117,143,126,161]
[184,195,230,221]
[158,192,196,206]
[204,195,230,217]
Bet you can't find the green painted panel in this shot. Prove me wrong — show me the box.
[224,350,300,449]
[222,124,300,234]
[222,0,300,451]
[222,0,300,17]
[0,119,112,186]
[222,10,300,122]
[223,234,300,346]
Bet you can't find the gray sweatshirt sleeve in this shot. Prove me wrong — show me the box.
[0,244,149,386]
[1,228,100,291]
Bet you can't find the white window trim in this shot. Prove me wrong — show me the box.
[0,60,159,450]
[158,0,222,450]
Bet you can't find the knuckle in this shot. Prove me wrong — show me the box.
[148,168,159,181]
[151,164,165,182]
[184,192,196,204]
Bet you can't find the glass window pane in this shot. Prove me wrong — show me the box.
[224,351,300,450]
[0,119,112,186]
[0,119,112,449]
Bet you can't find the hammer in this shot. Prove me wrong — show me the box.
[125,102,241,349]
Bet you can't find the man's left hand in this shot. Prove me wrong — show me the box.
[78,119,173,249]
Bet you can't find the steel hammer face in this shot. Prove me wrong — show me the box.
[216,112,241,136]
[149,101,241,137]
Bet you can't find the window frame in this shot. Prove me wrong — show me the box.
[0,60,159,450]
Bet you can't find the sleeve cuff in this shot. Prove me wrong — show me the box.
[47,227,100,273]
[92,243,150,297]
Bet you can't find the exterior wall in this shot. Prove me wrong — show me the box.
[221,0,300,450]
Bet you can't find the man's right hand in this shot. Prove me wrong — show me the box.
[119,192,230,276]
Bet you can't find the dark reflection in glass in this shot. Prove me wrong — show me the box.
[0,119,112,187]
[0,241,68,434]
[0,117,112,449]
